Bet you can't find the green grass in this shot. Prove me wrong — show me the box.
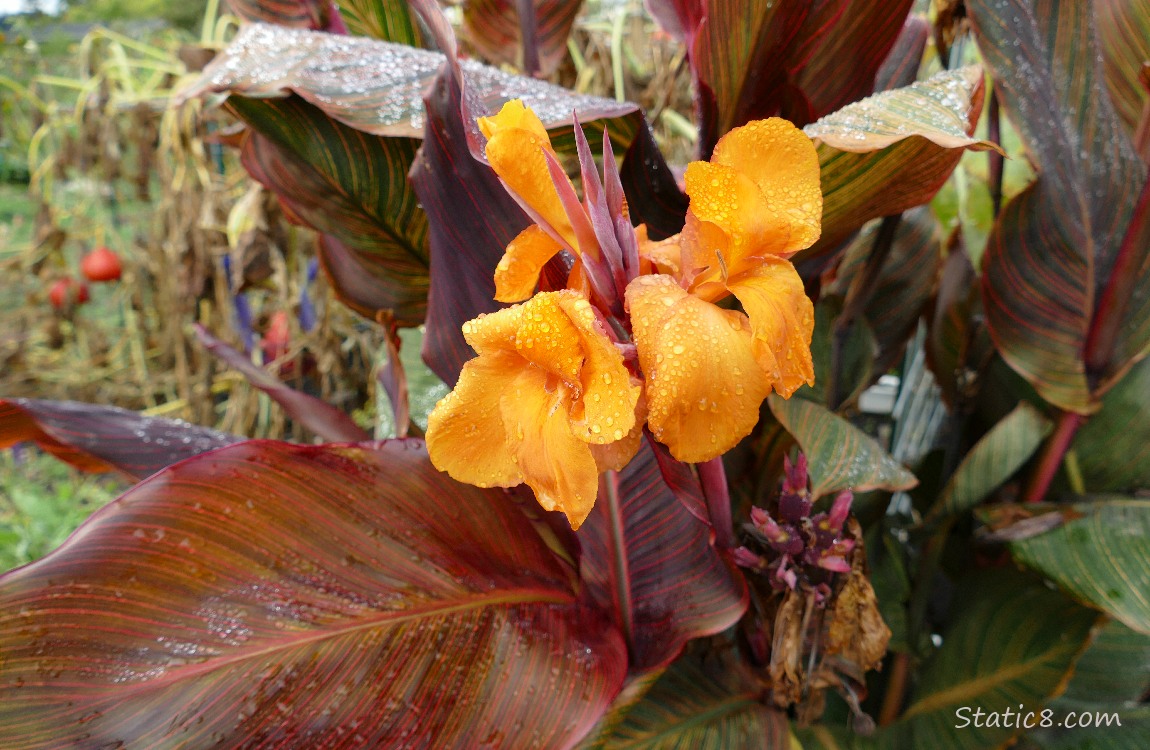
[0,448,124,574]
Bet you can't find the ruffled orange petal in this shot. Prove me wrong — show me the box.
[683,160,771,270]
[556,293,640,444]
[461,302,526,357]
[709,118,822,258]
[501,366,600,529]
[626,274,773,463]
[495,225,564,303]
[590,394,646,473]
[426,351,524,488]
[514,292,586,382]
[727,258,815,398]
[479,100,580,253]
[636,226,682,277]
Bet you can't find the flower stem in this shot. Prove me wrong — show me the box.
[1022,410,1083,503]
[697,457,734,548]
[878,652,912,726]
[601,472,634,654]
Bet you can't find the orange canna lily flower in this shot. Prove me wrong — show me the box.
[425,290,642,529]
[626,118,821,464]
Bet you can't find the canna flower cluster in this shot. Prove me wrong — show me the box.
[733,454,855,604]
[426,100,821,528]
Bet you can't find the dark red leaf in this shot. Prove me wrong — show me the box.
[874,15,929,93]
[643,0,703,44]
[578,439,747,672]
[620,122,689,241]
[0,399,238,480]
[0,440,627,748]
[227,0,346,31]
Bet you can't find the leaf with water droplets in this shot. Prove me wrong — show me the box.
[968,0,1148,413]
[0,398,239,480]
[768,394,916,499]
[802,65,997,260]
[0,440,627,748]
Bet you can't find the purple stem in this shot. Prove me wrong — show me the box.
[601,472,634,654]
[1022,410,1083,504]
[697,457,734,548]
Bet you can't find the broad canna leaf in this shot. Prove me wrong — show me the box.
[592,654,791,749]
[1096,0,1150,137]
[579,440,747,673]
[463,0,583,77]
[968,0,1149,413]
[194,325,372,442]
[825,206,942,373]
[767,394,917,500]
[0,440,627,748]
[884,570,1098,749]
[0,398,238,480]
[184,23,642,329]
[789,0,915,120]
[989,499,1150,635]
[922,402,1051,523]
[234,96,430,324]
[1071,356,1150,492]
[1023,620,1150,750]
[338,0,423,45]
[643,0,702,44]
[802,298,877,409]
[873,15,929,93]
[802,65,996,261]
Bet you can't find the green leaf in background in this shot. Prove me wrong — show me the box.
[338,0,424,45]
[0,440,627,747]
[824,206,942,374]
[923,402,1051,523]
[233,96,430,324]
[967,0,1148,413]
[592,655,791,749]
[802,66,997,261]
[463,0,584,76]
[1072,356,1150,492]
[1022,621,1150,750]
[990,499,1150,635]
[885,570,1098,749]
[1096,0,1150,137]
[767,394,917,500]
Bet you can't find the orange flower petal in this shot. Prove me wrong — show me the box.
[557,293,640,444]
[501,366,600,529]
[495,225,564,303]
[626,274,772,463]
[425,351,523,488]
[514,292,586,382]
[637,226,683,277]
[480,101,580,253]
[590,394,646,473]
[710,118,822,258]
[461,302,526,357]
[727,258,815,398]
[683,160,770,268]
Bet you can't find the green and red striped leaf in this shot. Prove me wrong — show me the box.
[789,0,915,120]
[922,402,1051,524]
[0,440,627,748]
[886,571,1098,750]
[1096,0,1150,137]
[968,0,1149,413]
[689,0,913,153]
[462,0,584,76]
[234,96,430,324]
[0,398,237,480]
[1071,356,1150,492]
[989,499,1150,635]
[590,654,791,748]
[338,0,423,45]
[825,207,942,373]
[767,394,917,500]
[802,66,995,262]
[579,439,747,673]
